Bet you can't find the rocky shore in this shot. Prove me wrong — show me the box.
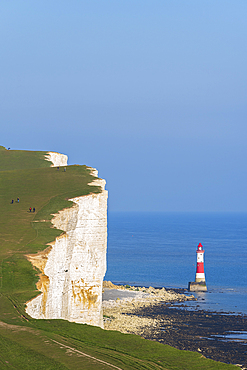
[103,281,247,368]
[102,281,195,335]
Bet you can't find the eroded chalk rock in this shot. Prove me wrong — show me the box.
[26,167,108,328]
[45,151,68,167]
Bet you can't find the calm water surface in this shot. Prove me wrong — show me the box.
[105,212,247,314]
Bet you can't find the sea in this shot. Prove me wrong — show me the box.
[104,212,247,315]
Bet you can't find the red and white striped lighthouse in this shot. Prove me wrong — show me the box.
[195,243,206,283]
[188,243,207,291]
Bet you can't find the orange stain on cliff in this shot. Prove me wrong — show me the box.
[26,246,52,315]
[71,279,99,310]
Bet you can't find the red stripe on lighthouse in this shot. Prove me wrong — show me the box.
[197,262,204,273]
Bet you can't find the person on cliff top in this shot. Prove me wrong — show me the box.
[17,197,19,203]
[33,207,35,212]
[29,207,32,212]
[11,199,14,204]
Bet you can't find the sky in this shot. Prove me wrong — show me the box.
[1,1,247,212]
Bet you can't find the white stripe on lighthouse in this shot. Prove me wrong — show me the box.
[196,273,205,279]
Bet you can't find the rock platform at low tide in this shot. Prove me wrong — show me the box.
[102,282,195,335]
[102,281,247,367]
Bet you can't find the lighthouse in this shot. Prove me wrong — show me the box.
[195,243,206,283]
[188,243,207,292]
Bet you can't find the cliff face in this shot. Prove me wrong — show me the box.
[45,152,68,167]
[25,153,108,328]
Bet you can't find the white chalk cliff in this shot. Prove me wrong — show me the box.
[25,153,108,328]
[45,151,68,167]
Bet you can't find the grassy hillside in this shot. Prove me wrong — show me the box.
[0,147,236,369]
[0,146,52,171]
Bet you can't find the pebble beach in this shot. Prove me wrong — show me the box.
[103,281,195,335]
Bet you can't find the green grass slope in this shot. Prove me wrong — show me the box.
[0,146,52,171]
[0,147,236,369]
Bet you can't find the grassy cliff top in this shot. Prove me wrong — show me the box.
[0,147,100,255]
[0,146,53,171]
[0,148,101,308]
[0,148,235,369]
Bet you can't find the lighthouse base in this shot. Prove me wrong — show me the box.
[188,281,207,292]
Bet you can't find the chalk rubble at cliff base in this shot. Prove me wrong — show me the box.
[102,281,195,335]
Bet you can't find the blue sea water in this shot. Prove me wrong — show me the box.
[105,212,247,315]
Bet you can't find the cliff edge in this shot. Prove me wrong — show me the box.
[25,153,108,328]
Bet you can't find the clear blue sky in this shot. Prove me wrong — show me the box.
[1,1,247,212]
